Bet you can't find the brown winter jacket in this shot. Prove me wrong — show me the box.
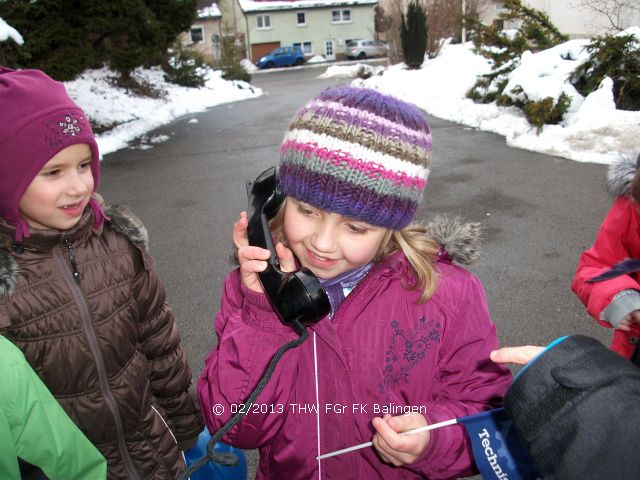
[0,200,203,479]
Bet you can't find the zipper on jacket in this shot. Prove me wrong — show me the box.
[54,246,141,480]
[152,403,188,471]
[151,404,178,445]
[62,234,81,285]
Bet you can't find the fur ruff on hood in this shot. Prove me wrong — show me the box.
[427,215,482,266]
[0,204,147,297]
[607,153,640,198]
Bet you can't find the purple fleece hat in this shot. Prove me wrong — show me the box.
[279,86,432,230]
[0,67,104,241]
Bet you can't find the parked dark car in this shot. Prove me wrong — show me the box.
[345,39,387,59]
[256,46,305,69]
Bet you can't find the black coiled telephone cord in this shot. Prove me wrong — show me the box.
[177,319,308,480]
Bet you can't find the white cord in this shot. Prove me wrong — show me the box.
[313,331,322,480]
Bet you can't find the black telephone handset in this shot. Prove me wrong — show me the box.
[246,167,330,333]
[178,167,330,480]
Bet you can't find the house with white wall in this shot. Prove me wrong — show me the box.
[184,0,639,66]
[179,2,223,63]
[217,0,378,62]
[480,1,640,38]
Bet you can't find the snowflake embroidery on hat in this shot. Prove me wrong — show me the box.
[58,115,81,136]
[45,113,85,148]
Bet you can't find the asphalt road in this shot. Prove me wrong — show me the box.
[99,65,612,478]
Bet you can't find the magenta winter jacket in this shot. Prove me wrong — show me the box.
[198,251,511,479]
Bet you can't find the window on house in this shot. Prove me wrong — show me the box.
[293,41,312,54]
[496,3,508,12]
[331,9,351,23]
[493,18,504,30]
[257,14,271,29]
[297,12,306,26]
[190,26,204,43]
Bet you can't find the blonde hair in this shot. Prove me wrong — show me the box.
[375,224,440,302]
[269,199,440,303]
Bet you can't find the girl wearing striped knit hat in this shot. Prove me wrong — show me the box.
[198,86,511,479]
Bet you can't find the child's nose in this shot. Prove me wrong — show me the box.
[311,222,337,252]
[68,172,91,194]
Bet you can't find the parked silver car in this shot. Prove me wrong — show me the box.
[345,39,387,59]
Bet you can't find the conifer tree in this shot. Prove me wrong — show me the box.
[401,1,427,69]
[0,0,197,81]
[465,0,573,129]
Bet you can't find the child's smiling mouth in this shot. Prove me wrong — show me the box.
[304,248,339,269]
[60,200,85,216]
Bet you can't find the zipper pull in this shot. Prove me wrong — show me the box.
[62,235,81,285]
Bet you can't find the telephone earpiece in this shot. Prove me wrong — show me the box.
[179,168,326,480]
[246,167,330,331]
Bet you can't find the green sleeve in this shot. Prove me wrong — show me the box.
[0,407,21,479]
[0,337,107,480]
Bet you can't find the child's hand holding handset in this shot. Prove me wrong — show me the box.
[233,211,296,292]
[372,413,430,466]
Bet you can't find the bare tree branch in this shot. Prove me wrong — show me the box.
[579,0,640,32]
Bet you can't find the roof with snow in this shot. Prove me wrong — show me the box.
[239,0,377,13]
[197,2,222,18]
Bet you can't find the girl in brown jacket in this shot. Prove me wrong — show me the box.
[0,67,203,479]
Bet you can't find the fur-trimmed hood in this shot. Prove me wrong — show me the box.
[104,204,149,251]
[427,215,481,265]
[607,153,640,198]
[0,204,148,297]
[0,249,19,297]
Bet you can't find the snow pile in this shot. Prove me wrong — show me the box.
[64,66,261,157]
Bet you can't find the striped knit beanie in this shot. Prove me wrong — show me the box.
[278,86,432,230]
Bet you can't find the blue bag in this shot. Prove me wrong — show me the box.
[183,429,248,480]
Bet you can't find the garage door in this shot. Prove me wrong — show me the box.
[252,42,280,62]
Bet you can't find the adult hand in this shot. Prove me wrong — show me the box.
[232,211,295,292]
[490,346,544,365]
[371,413,430,466]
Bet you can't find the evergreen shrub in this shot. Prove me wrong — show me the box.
[164,42,207,88]
[219,36,251,82]
[571,33,640,111]
[466,0,569,130]
[401,1,427,69]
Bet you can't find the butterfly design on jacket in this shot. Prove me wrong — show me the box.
[378,317,441,397]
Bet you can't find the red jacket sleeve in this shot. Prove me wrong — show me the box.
[196,269,303,448]
[572,196,640,325]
